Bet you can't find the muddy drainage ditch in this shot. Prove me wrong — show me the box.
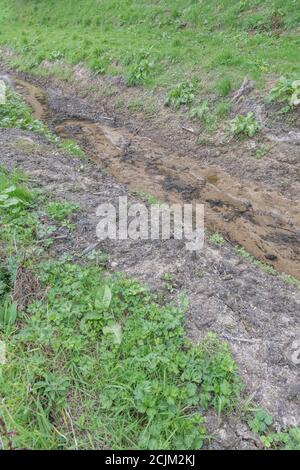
[12,76,300,279]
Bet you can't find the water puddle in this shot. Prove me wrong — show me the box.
[13,77,300,278]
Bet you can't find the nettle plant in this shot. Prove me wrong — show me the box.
[230,112,260,137]
[267,77,300,108]
[165,81,195,110]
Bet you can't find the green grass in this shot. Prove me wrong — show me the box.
[59,139,85,158]
[233,245,300,287]
[0,0,299,140]
[45,201,79,222]
[234,245,277,275]
[0,87,55,139]
[214,77,232,97]
[165,81,196,109]
[0,166,242,450]
[0,0,299,93]
[215,100,231,118]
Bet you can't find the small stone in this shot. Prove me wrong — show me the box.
[285,339,300,365]
[288,383,300,401]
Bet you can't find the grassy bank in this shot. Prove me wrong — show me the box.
[0,0,299,93]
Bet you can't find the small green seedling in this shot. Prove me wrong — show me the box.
[209,233,225,245]
[162,272,176,292]
[230,112,260,137]
[267,77,300,107]
[165,81,195,109]
[45,201,79,222]
[59,139,84,158]
[261,427,300,450]
[255,145,271,159]
[248,409,273,434]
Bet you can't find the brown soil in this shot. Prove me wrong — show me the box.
[12,76,300,279]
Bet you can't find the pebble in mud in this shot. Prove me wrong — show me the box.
[288,383,300,402]
[285,339,300,366]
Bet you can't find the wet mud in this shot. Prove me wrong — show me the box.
[14,78,300,278]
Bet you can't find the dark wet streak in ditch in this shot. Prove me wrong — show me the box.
[13,77,300,279]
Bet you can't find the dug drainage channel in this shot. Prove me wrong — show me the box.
[13,77,300,279]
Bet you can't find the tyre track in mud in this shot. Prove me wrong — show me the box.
[14,77,300,279]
